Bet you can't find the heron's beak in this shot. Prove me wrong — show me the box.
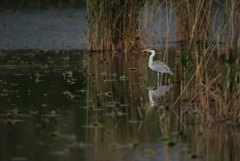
[141,49,149,52]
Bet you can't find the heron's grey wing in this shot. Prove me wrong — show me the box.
[152,60,170,74]
[151,84,173,97]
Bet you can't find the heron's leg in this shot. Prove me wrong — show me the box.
[164,73,167,84]
[159,73,163,86]
[157,73,163,86]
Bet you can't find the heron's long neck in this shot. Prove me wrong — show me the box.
[148,91,155,106]
[148,51,155,65]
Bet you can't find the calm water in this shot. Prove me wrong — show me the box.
[0,50,239,161]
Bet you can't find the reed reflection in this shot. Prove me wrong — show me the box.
[82,51,177,161]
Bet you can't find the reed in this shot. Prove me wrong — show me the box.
[86,0,240,122]
[174,0,213,43]
[173,0,240,123]
[86,0,146,51]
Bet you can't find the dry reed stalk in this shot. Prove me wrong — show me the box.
[170,0,240,122]
[86,0,240,122]
[86,0,146,51]
[174,0,213,42]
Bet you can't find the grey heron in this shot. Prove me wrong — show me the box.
[143,48,173,82]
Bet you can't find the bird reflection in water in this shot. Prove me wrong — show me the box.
[148,84,173,109]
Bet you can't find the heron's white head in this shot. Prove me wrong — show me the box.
[142,48,155,55]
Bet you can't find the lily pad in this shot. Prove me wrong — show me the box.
[129,67,137,71]
[119,75,128,80]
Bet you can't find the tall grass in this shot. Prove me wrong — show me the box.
[175,0,213,42]
[173,0,240,123]
[138,0,240,123]
[86,0,240,122]
[86,0,146,51]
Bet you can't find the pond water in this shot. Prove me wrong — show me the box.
[0,50,239,161]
